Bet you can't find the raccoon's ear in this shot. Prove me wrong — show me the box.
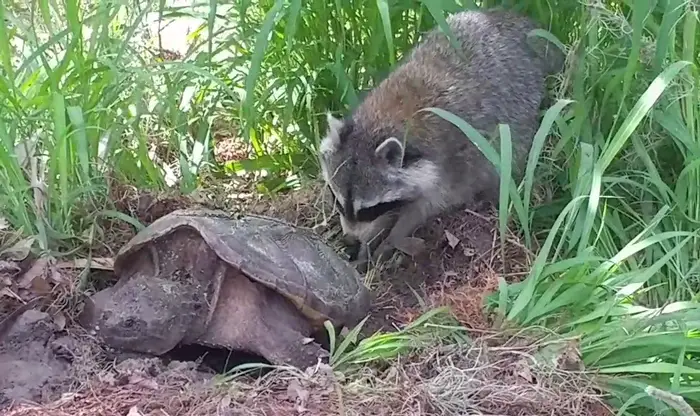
[326,112,344,136]
[320,112,344,155]
[375,137,404,168]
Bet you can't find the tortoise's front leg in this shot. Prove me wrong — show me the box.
[257,329,329,369]
[204,272,329,370]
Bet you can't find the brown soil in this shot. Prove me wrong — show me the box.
[0,180,611,416]
[0,310,74,408]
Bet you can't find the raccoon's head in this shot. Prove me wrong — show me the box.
[318,112,440,244]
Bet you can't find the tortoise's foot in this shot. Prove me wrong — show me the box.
[265,337,329,370]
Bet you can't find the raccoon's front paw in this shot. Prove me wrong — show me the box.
[372,236,426,264]
[350,258,370,274]
[348,242,371,273]
[371,241,396,263]
[344,239,362,262]
[350,243,391,274]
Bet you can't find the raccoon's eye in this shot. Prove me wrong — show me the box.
[356,200,406,222]
[402,144,423,167]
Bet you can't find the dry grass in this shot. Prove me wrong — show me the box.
[6,336,611,416]
[226,340,609,416]
[248,181,334,228]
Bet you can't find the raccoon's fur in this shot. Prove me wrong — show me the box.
[318,8,564,262]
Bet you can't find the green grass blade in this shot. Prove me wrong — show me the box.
[243,0,285,125]
[284,0,302,56]
[599,60,692,173]
[498,123,512,262]
[376,0,395,66]
[507,196,588,321]
[0,2,14,79]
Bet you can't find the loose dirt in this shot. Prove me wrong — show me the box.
[0,310,73,408]
[0,180,611,415]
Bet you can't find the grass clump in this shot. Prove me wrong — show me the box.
[2,0,700,415]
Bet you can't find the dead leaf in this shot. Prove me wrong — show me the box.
[0,260,20,278]
[29,155,48,218]
[14,133,39,170]
[513,358,534,383]
[48,267,69,286]
[128,375,159,390]
[301,337,315,345]
[2,236,35,261]
[18,257,49,289]
[286,379,309,408]
[127,406,144,416]
[532,338,584,371]
[99,372,117,386]
[29,275,52,295]
[383,366,399,382]
[52,312,66,331]
[56,257,114,271]
[557,339,584,371]
[394,237,426,256]
[218,395,232,410]
[444,230,460,249]
[463,247,476,257]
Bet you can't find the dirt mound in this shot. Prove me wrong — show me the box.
[5,340,611,416]
[0,307,219,415]
[0,310,91,409]
[6,356,217,416]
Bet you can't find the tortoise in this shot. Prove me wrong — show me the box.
[79,208,372,369]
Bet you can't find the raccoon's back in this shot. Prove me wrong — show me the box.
[355,9,558,150]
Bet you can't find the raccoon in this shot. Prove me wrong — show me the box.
[318,8,564,264]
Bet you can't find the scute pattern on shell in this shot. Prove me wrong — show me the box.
[114,209,371,329]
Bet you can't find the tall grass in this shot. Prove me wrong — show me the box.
[2,0,700,414]
[479,2,700,413]
[0,0,230,252]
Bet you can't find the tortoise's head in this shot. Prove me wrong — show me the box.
[82,276,203,355]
